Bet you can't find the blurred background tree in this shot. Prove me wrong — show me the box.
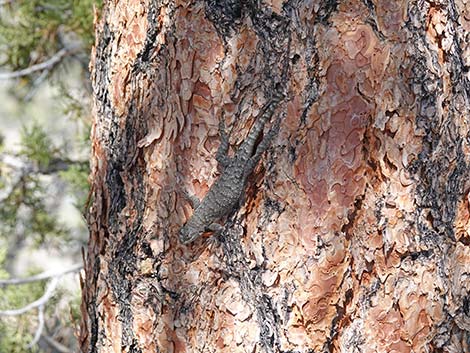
[0,0,101,351]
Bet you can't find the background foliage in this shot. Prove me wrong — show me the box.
[0,0,101,351]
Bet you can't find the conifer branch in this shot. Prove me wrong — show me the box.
[0,263,83,287]
[0,46,78,80]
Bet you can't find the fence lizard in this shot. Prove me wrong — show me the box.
[179,30,291,244]
[179,90,286,244]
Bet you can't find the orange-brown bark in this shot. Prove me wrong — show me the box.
[81,0,470,352]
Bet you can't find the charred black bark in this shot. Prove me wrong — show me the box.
[406,0,470,348]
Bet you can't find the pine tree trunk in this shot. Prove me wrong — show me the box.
[80,1,470,352]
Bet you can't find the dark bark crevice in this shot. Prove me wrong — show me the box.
[221,225,283,353]
[205,0,244,39]
[406,0,470,349]
[82,16,115,353]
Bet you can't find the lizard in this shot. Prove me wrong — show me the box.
[178,89,286,244]
[178,31,291,245]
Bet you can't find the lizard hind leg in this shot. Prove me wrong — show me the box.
[244,112,283,177]
[176,173,201,208]
[181,188,201,209]
[207,222,224,235]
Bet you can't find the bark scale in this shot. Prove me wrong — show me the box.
[80,1,470,352]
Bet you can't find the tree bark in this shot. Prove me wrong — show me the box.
[80,1,470,352]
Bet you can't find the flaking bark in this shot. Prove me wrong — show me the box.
[81,0,470,352]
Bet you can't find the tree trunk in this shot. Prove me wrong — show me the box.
[80,1,470,352]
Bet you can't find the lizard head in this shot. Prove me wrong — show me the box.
[179,224,204,244]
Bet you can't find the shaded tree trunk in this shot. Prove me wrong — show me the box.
[80,1,470,352]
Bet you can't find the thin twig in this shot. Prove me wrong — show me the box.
[0,46,77,80]
[23,67,50,101]
[0,263,83,286]
[0,264,82,348]
[41,334,73,353]
[27,304,45,348]
[0,277,59,316]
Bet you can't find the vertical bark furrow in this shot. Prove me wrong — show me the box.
[108,225,138,349]
[84,0,160,351]
[221,228,283,353]
[205,0,244,39]
[406,0,470,350]
[135,0,167,66]
[81,14,115,352]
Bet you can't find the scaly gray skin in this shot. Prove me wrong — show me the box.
[179,91,284,244]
